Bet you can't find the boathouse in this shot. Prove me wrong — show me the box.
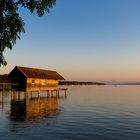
[9,66,65,92]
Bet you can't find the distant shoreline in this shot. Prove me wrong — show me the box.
[59,81,140,86]
[59,81,106,86]
[110,83,140,85]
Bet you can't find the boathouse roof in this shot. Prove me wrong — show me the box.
[9,66,65,80]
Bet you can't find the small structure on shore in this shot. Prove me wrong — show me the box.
[9,66,65,92]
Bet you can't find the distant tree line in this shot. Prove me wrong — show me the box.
[59,81,106,86]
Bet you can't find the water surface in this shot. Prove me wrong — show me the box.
[0,86,140,140]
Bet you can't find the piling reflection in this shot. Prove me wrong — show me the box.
[0,91,4,109]
[10,97,60,122]
[0,89,67,122]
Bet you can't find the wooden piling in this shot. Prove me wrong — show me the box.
[51,90,53,97]
[18,91,20,101]
[47,90,51,98]
[13,91,17,101]
[38,91,40,98]
[31,91,33,99]
[22,88,68,99]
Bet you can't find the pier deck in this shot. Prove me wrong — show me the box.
[11,88,68,101]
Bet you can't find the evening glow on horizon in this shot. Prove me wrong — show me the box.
[1,0,140,82]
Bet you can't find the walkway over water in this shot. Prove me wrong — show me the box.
[0,83,18,90]
[5,88,68,101]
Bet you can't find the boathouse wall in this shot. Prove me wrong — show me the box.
[26,78,58,91]
[9,67,27,91]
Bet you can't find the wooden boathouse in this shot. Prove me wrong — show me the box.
[9,66,65,92]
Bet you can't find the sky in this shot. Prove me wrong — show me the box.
[1,0,140,82]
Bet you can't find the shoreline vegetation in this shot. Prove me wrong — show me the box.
[58,81,106,86]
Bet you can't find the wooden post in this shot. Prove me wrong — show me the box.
[48,90,50,98]
[31,91,32,99]
[51,90,53,97]
[38,91,40,99]
[11,91,13,100]
[13,91,16,101]
[18,91,20,101]
[25,92,30,105]
[56,90,58,97]
[24,91,26,99]
[58,90,60,97]
[25,92,29,99]
[46,90,48,97]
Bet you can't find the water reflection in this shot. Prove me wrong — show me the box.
[0,91,10,110]
[1,86,140,140]
[0,91,4,109]
[10,97,60,122]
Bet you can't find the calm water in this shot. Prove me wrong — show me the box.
[1,85,140,140]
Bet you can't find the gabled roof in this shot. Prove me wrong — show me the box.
[11,66,65,80]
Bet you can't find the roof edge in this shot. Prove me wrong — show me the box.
[16,66,28,78]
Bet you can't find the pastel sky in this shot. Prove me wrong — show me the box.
[1,0,140,81]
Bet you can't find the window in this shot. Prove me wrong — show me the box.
[31,80,35,85]
[42,79,46,85]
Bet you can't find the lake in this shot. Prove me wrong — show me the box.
[0,85,140,140]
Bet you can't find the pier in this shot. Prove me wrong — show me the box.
[0,87,68,122]
[10,88,68,101]
[0,83,18,91]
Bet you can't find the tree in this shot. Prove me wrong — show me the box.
[0,0,56,66]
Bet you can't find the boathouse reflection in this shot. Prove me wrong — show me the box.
[10,97,60,122]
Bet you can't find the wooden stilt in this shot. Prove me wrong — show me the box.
[24,92,26,99]
[13,91,16,101]
[56,90,58,97]
[19,88,68,99]
[31,91,32,99]
[58,90,60,97]
[11,91,13,100]
[25,92,29,99]
[48,90,50,98]
[18,91,20,101]
[38,91,40,98]
[51,90,53,97]
[46,90,48,97]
